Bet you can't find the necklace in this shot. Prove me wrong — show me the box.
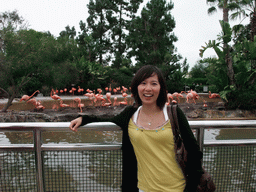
[141,108,162,126]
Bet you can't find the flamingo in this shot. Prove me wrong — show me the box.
[182,90,199,104]
[172,92,183,103]
[51,89,61,100]
[20,90,40,102]
[203,100,208,108]
[188,89,200,100]
[186,92,198,104]
[113,97,118,106]
[97,88,102,94]
[84,93,94,106]
[35,100,45,110]
[166,93,174,105]
[106,92,112,104]
[78,86,83,94]
[60,100,69,108]
[73,97,84,112]
[122,86,128,93]
[26,98,37,106]
[102,92,112,106]
[209,91,220,98]
[94,94,105,106]
[120,92,128,105]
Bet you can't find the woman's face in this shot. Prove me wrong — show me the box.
[137,73,161,106]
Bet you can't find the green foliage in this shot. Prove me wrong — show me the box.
[224,86,256,109]
[127,0,178,66]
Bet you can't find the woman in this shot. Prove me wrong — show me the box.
[69,65,203,192]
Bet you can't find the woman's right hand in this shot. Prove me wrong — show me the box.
[69,117,82,132]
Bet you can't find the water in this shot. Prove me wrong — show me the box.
[1,128,256,145]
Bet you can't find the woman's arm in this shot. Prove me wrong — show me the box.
[69,106,137,132]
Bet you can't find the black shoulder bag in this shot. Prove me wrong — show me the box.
[168,105,216,192]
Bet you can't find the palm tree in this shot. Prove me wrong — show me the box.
[207,0,230,22]
[230,0,256,42]
[207,0,237,86]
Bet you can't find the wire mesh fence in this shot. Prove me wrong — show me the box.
[43,150,122,192]
[203,145,256,192]
[1,146,256,192]
[0,151,37,191]
[1,121,256,191]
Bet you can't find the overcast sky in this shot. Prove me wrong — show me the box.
[1,0,249,70]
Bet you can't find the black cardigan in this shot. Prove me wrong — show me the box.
[79,105,203,192]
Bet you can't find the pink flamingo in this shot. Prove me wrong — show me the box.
[51,89,61,100]
[78,86,83,94]
[209,91,220,98]
[113,97,118,106]
[122,86,128,93]
[94,94,105,106]
[186,92,198,104]
[20,90,40,102]
[35,100,45,110]
[203,100,208,108]
[166,93,174,105]
[26,98,45,110]
[120,93,128,105]
[73,97,84,112]
[172,92,183,103]
[106,92,112,103]
[84,93,94,106]
[102,92,112,106]
[26,98,37,106]
[60,100,69,108]
[188,89,200,100]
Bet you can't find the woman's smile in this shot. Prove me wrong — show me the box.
[138,74,160,105]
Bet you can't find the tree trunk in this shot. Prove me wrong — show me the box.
[223,1,229,23]
[225,44,236,86]
[223,0,235,85]
[1,94,16,112]
[251,11,256,42]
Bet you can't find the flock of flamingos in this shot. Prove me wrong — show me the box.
[19,86,220,112]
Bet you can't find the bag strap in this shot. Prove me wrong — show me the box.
[168,105,181,140]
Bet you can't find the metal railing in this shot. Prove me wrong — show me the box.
[0,120,256,191]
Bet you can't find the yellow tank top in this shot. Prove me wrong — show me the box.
[128,119,185,192]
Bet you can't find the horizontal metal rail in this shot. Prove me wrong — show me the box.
[1,119,256,130]
[1,120,256,148]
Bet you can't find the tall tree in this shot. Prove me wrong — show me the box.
[127,0,178,67]
[87,0,116,66]
[110,0,143,68]
[59,25,76,39]
[230,0,256,42]
[206,0,237,86]
[76,20,97,62]
[0,28,56,112]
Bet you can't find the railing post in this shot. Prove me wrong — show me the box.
[197,127,204,152]
[34,128,44,192]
